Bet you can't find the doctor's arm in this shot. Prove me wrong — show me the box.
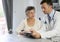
[36,15,60,39]
[30,15,60,39]
[39,15,60,39]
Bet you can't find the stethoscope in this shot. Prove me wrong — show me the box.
[44,10,56,24]
[50,10,56,28]
[44,10,56,31]
[51,10,56,21]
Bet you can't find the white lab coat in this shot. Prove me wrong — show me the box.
[38,11,60,39]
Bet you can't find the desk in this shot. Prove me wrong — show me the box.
[1,34,52,42]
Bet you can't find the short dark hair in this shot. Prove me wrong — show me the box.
[25,6,35,12]
[40,0,53,6]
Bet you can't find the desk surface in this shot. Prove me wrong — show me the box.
[0,33,52,42]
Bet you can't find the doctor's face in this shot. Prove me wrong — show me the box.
[26,10,35,18]
[41,3,52,14]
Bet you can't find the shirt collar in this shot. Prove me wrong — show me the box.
[49,9,55,19]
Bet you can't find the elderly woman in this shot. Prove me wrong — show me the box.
[16,6,44,36]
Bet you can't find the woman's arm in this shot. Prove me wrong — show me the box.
[16,20,25,35]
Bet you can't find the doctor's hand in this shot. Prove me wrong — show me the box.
[30,29,41,39]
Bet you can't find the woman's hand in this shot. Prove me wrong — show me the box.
[20,31,25,35]
[19,30,25,35]
[20,30,30,35]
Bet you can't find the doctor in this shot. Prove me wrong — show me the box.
[30,0,60,39]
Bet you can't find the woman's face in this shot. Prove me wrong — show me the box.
[26,10,35,18]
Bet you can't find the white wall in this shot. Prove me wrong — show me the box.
[59,0,60,5]
[34,0,45,19]
[13,0,45,32]
[13,0,25,32]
